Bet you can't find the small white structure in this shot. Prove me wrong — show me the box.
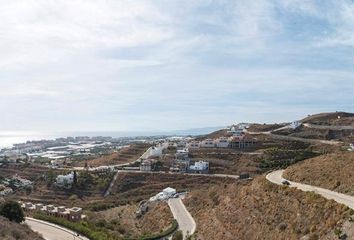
[0,187,13,196]
[215,137,229,148]
[189,161,209,173]
[56,172,74,188]
[149,187,177,201]
[290,121,301,129]
[349,143,354,152]
[149,144,166,158]
[228,125,245,136]
[200,139,215,148]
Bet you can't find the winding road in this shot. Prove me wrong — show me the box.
[25,217,88,240]
[266,170,354,209]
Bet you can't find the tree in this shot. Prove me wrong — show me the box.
[73,170,78,188]
[172,230,183,240]
[0,201,25,223]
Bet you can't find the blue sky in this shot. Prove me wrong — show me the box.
[0,0,353,132]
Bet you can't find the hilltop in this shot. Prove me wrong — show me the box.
[301,112,354,126]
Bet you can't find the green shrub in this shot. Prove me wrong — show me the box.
[0,201,24,223]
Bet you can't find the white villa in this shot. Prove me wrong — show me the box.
[149,187,177,201]
[200,139,215,148]
[215,137,229,148]
[189,161,209,173]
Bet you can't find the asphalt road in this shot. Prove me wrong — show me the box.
[25,218,89,240]
[266,170,354,209]
[168,198,196,239]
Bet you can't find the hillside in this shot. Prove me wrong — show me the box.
[94,202,173,239]
[284,152,354,196]
[0,217,44,240]
[301,112,354,126]
[76,143,150,167]
[185,177,353,240]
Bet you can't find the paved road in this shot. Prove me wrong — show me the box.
[303,123,354,130]
[168,198,196,239]
[25,218,88,240]
[266,170,354,209]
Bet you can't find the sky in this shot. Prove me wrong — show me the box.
[0,0,353,132]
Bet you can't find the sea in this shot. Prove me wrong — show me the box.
[0,131,60,150]
[0,127,223,150]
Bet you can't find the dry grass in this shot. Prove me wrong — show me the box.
[94,202,173,238]
[284,152,354,196]
[248,123,287,132]
[0,217,44,240]
[302,112,354,125]
[185,177,351,240]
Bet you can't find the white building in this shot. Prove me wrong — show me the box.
[148,143,167,158]
[228,125,245,136]
[150,187,177,201]
[215,137,230,148]
[200,139,215,148]
[290,121,301,129]
[0,187,13,196]
[188,141,200,149]
[189,161,209,173]
[349,143,354,152]
[56,172,75,188]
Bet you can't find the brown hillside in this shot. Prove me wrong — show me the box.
[0,217,44,240]
[248,123,287,132]
[185,177,352,240]
[94,202,173,238]
[284,152,354,196]
[302,112,354,126]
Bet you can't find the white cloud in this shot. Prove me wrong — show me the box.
[0,0,352,131]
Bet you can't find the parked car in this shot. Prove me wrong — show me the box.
[282,180,290,186]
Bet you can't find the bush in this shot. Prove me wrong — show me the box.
[172,230,183,240]
[0,201,24,223]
